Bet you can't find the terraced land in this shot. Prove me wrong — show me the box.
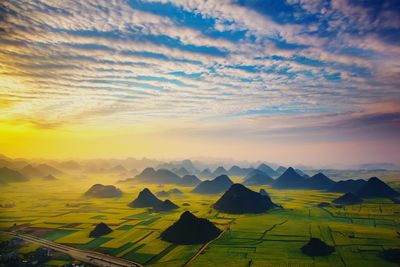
[1,174,399,266]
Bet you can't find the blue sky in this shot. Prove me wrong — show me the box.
[0,0,399,165]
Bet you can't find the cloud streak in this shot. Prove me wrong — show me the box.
[0,0,399,163]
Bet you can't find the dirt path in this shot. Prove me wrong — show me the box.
[182,219,235,267]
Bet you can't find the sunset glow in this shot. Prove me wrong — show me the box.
[0,0,399,166]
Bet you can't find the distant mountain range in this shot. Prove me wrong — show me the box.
[134,161,288,185]
[134,168,201,186]
[135,168,181,184]
[20,164,44,178]
[242,170,273,186]
[36,163,63,175]
[1,154,399,202]
[179,175,201,187]
[257,163,279,177]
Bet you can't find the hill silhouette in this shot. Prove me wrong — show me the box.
[214,184,276,214]
[129,188,162,208]
[0,167,27,183]
[308,172,336,190]
[0,158,16,169]
[272,167,307,189]
[328,179,366,193]
[20,164,44,178]
[154,200,179,212]
[356,177,400,198]
[276,166,287,175]
[301,238,335,256]
[160,211,221,244]
[213,166,228,176]
[243,170,273,186]
[36,163,63,175]
[135,167,181,184]
[43,174,57,181]
[84,184,122,198]
[89,222,112,237]
[192,175,233,194]
[200,168,212,178]
[179,174,201,187]
[181,159,198,173]
[228,165,253,176]
[257,163,278,177]
[333,192,363,205]
[173,167,190,176]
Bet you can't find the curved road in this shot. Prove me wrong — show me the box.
[6,231,144,267]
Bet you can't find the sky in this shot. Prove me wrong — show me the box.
[0,0,399,167]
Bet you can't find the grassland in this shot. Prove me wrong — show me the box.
[0,172,399,266]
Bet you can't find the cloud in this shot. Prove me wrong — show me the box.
[0,0,398,136]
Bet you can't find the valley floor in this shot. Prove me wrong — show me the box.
[1,174,400,266]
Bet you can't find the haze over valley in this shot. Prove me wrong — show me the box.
[1,0,400,266]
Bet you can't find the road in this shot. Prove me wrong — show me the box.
[182,219,235,267]
[6,231,144,267]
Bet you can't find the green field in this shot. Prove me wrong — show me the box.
[1,172,399,266]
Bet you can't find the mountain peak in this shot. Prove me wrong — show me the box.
[308,172,335,190]
[214,174,231,182]
[129,188,162,208]
[272,167,307,189]
[181,210,196,221]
